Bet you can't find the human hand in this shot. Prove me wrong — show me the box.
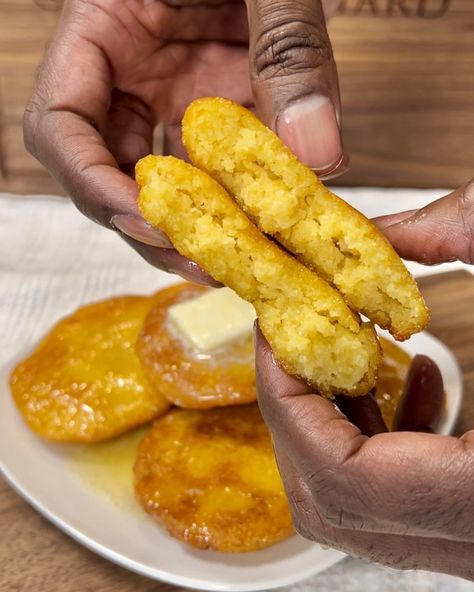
[255,328,474,580]
[374,180,474,265]
[24,0,345,282]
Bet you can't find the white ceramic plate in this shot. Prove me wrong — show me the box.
[0,332,463,591]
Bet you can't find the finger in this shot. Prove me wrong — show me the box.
[103,90,154,175]
[393,355,444,433]
[119,234,222,287]
[255,325,367,466]
[246,0,347,176]
[255,327,474,541]
[24,18,216,285]
[373,180,474,264]
[23,19,134,227]
[335,392,388,437]
[26,107,145,226]
[273,442,474,580]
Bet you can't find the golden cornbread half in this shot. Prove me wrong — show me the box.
[133,405,294,552]
[137,155,381,397]
[10,296,171,443]
[182,97,429,341]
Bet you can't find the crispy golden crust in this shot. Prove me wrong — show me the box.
[137,155,381,397]
[10,296,171,443]
[133,405,294,552]
[182,97,429,340]
[136,282,257,409]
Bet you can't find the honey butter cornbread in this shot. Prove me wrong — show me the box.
[182,98,429,340]
[136,282,257,409]
[137,155,381,397]
[134,405,293,552]
[10,296,171,443]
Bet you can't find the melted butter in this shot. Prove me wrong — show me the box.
[68,425,149,515]
[165,315,255,368]
[167,287,256,354]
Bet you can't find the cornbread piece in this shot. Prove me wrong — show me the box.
[137,155,381,397]
[134,405,294,552]
[136,283,257,409]
[182,97,429,340]
[10,296,171,443]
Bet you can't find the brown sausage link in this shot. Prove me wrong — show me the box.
[392,354,444,433]
[335,390,388,437]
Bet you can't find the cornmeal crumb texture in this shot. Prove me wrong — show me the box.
[136,282,257,409]
[10,296,171,443]
[137,155,381,396]
[182,98,429,340]
[133,405,294,552]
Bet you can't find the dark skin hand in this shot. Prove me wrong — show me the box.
[24,0,345,283]
[255,206,474,580]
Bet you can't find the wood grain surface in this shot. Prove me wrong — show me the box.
[0,0,472,194]
[1,270,473,591]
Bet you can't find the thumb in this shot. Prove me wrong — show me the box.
[245,0,347,178]
[374,180,474,265]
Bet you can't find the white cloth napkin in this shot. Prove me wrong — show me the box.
[0,191,472,591]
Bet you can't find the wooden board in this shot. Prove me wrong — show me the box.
[0,270,473,590]
[330,0,474,188]
[0,1,472,194]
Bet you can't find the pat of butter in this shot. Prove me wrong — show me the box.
[168,288,256,353]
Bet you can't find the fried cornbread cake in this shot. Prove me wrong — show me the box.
[133,405,293,552]
[136,282,257,409]
[10,296,171,443]
[182,98,429,341]
[137,155,381,397]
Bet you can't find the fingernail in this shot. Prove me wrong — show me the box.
[252,320,258,347]
[277,95,343,172]
[373,209,418,230]
[319,152,350,181]
[110,214,173,248]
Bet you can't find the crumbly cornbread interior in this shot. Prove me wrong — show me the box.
[137,155,381,397]
[182,98,429,340]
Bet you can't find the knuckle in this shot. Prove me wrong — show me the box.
[252,20,333,80]
[23,55,55,157]
[457,179,474,263]
[23,95,44,157]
